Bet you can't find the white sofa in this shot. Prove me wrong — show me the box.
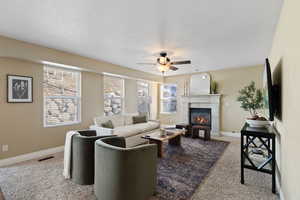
[89,114,160,147]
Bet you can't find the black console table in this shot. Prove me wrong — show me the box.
[240,123,276,193]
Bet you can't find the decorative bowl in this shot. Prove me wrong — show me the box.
[246,119,270,128]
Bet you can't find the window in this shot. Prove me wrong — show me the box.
[161,84,177,113]
[137,81,150,115]
[104,76,124,116]
[43,66,81,127]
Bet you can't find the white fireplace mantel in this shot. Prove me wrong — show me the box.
[180,94,221,136]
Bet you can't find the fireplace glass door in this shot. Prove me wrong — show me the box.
[189,108,211,127]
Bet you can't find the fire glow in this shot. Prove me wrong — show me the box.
[193,116,209,124]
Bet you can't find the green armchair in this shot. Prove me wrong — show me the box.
[71,130,112,185]
[94,137,157,200]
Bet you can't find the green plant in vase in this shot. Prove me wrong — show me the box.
[237,81,264,120]
[211,81,218,94]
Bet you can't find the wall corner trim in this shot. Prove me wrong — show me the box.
[276,173,285,200]
[0,146,64,167]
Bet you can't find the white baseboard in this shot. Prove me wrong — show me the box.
[276,173,284,200]
[221,131,241,137]
[211,132,221,137]
[0,146,64,167]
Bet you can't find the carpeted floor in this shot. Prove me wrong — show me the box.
[152,137,228,200]
[191,136,279,200]
[0,137,228,200]
[0,136,279,200]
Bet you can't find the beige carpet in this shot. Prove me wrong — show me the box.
[0,136,278,200]
[191,136,278,200]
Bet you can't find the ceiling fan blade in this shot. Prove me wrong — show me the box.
[169,66,179,71]
[136,62,156,65]
[171,60,191,65]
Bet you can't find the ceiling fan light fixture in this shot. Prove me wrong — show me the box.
[139,51,191,73]
[158,64,169,73]
[158,57,169,65]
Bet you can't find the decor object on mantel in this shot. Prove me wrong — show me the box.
[7,75,33,103]
[237,81,269,127]
[190,73,211,95]
[183,79,190,96]
[211,80,218,94]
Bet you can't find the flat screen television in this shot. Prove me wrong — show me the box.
[263,58,274,121]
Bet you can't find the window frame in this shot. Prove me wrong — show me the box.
[103,75,125,116]
[43,66,82,128]
[137,81,151,116]
[137,81,150,98]
[160,84,177,114]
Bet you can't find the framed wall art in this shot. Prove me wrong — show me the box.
[7,75,33,103]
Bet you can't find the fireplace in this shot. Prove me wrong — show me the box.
[181,95,221,136]
[189,108,211,128]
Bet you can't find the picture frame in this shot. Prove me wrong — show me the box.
[7,75,33,103]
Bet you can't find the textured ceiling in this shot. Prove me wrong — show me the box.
[0,0,282,76]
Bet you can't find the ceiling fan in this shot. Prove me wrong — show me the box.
[137,52,191,74]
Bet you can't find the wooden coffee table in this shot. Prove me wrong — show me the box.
[142,128,186,158]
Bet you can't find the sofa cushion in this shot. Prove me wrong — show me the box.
[94,116,111,127]
[101,120,114,129]
[95,115,124,127]
[114,121,160,138]
[123,113,138,125]
[132,116,147,124]
[109,115,124,127]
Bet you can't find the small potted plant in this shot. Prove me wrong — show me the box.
[211,81,218,94]
[237,81,269,127]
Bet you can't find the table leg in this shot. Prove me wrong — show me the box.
[272,137,276,194]
[204,129,211,141]
[192,128,198,138]
[241,134,244,184]
[169,135,181,146]
[150,140,163,158]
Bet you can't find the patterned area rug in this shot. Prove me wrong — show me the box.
[0,137,228,200]
[154,137,229,200]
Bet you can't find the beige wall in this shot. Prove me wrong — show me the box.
[269,0,300,199]
[0,58,159,160]
[0,35,163,82]
[0,35,162,160]
[150,82,159,120]
[0,58,103,159]
[0,58,158,159]
[124,79,138,113]
[159,65,264,132]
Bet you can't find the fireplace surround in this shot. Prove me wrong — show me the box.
[181,94,221,136]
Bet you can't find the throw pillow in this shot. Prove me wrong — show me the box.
[101,120,114,129]
[132,116,147,124]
